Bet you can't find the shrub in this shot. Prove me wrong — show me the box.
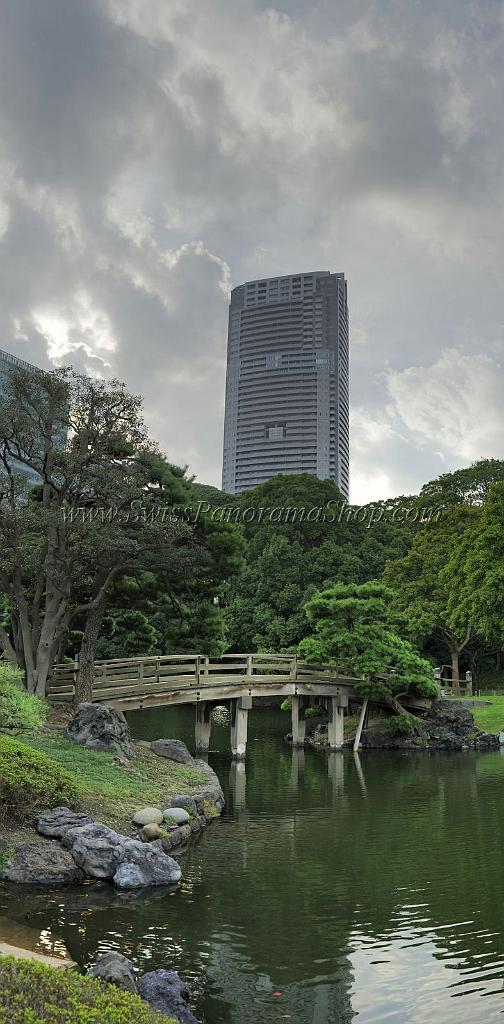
[280,698,291,712]
[0,663,47,730]
[383,712,419,736]
[0,956,173,1024]
[304,706,322,719]
[0,736,78,820]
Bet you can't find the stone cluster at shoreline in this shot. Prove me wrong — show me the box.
[0,703,225,889]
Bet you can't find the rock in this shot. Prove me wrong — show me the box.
[171,825,192,846]
[359,700,500,751]
[63,823,127,879]
[37,807,94,840]
[170,795,197,816]
[113,838,181,889]
[140,824,162,843]
[194,788,223,814]
[163,807,190,825]
[137,969,199,1024]
[133,807,164,826]
[88,952,137,994]
[150,739,194,764]
[66,703,135,759]
[0,841,82,885]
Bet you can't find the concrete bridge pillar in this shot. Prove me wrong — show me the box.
[195,700,212,754]
[291,695,307,747]
[230,696,252,759]
[328,697,345,749]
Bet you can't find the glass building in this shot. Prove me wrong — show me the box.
[222,271,349,497]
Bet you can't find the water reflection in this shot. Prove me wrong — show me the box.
[2,707,504,1023]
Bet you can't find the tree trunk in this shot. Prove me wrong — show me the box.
[74,594,107,705]
[451,650,460,696]
[0,626,18,666]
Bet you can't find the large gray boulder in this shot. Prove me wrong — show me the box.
[113,838,181,889]
[137,969,199,1024]
[35,808,183,889]
[37,807,94,839]
[62,822,127,879]
[0,840,82,885]
[67,703,135,759]
[151,739,194,764]
[88,952,138,994]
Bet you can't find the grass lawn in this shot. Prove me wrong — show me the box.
[469,696,504,735]
[14,731,208,832]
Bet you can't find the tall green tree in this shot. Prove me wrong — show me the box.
[0,365,153,693]
[417,459,504,508]
[384,506,480,692]
[443,481,504,649]
[300,581,437,713]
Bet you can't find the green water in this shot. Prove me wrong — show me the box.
[3,707,504,1023]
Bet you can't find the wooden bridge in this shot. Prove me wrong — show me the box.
[48,652,433,758]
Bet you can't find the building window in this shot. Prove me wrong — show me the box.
[266,423,286,441]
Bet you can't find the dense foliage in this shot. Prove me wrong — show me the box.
[0,663,47,729]
[222,474,416,651]
[0,957,172,1024]
[0,736,77,819]
[299,582,437,709]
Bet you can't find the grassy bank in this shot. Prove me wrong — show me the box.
[468,696,504,735]
[10,731,208,832]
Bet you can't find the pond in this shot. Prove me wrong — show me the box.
[2,706,504,1023]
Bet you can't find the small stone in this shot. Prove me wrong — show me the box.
[163,807,190,825]
[140,824,162,843]
[170,795,197,816]
[133,807,164,826]
[150,739,194,764]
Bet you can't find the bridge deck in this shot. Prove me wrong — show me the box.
[48,653,430,714]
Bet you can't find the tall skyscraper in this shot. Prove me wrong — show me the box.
[0,347,47,484]
[222,271,349,497]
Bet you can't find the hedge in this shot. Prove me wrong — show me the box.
[0,663,47,730]
[0,735,78,820]
[0,957,174,1024]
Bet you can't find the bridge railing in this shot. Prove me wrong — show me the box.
[48,652,312,704]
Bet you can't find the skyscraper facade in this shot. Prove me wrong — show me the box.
[0,347,46,484]
[222,271,349,497]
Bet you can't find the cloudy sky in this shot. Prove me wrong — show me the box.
[0,0,503,503]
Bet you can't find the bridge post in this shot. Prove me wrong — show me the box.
[328,697,344,749]
[291,695,306,747]
[230,696,251,760]
[195,701,212,754]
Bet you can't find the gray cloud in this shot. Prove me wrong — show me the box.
[0,0,503,497]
